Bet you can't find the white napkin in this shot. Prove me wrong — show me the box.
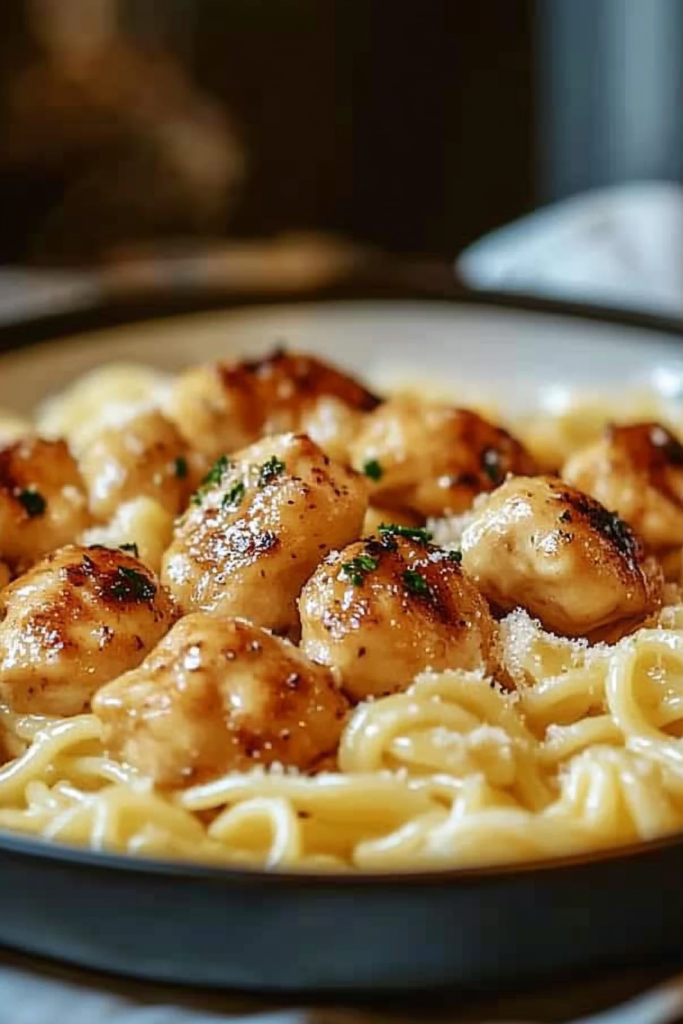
[0,268,99,324]
[0,943,681,1024]
[457,181,683,318]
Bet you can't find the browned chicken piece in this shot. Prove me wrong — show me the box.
[460,475,664,639]
[0,545,176,716]
[167,348,380,461]
[78,409,199,521]
[0,436,92,573]
[93,612,349,788]
[348,396,538,519]
[162,433,368,635]
[299,527,497,701]
[0,562,9,591]
[563,422,683,554]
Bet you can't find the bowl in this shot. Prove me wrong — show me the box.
[0,279,682,994]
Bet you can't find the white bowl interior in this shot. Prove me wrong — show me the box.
[0,300,682,414]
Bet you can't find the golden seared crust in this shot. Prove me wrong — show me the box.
[563,422,683,553]
[168,348,380,461]
[161,433,369,635]
[0,545,177,716]
[349,397,537,518]
[92,613,349,788]
[79,409,197,521]
[460,475,664,639]
[299,531,496,701]
[0,436,92,573]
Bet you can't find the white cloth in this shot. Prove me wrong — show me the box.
[0,268,99,324]
[457,181,683,318]
[0,945,681,1024]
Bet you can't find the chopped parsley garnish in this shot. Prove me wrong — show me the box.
[362,459,384,481]
[119,543,140,558]
[191,454,231,506]
[222,481,245,511]
[340,554,378,586]
[110,565,157,602]
[481,447,503,485]
[402,569,431,597]
[16,487,46,518]
[258,455,286,487]
[378,523,433,545]
[447,550,462,564]
[203,453,230,487]
[174,455,188,479]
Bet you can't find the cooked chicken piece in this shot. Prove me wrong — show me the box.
[0,562,9,591]
[349,397,537,518]
[297,395,369,464]
[79,409,198,520]
[299,528,496,700]
[162,433,368,635]
[0,545,176,716]
[460,475,664,639]
[81,496,174,575]
[0,436,91,573]
[563,422,683,553]
[167,348,380,461]
[36,363,173,453]
[93,613,348,788]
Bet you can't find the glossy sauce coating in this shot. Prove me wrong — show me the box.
[299,531,496,700]
[563,422,683,552]
[349,397,537,518]
[460,475,664,638]
[93,612,349,788]
[0,436,92,573]
[162,433,368,635]
[168,349,380,460]
[79,409,196,520]
[0,545,176,716]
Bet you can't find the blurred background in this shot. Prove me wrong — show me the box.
[0,0,680,305]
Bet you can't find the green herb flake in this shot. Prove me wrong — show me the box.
[222,481,246,511]
[362,459,384,482]
[258,455,286,487]
[378,523,433,545]
[204,454,231,487]
[340,554,379,587]
[110,565,157,603]
[17,488,46,518]
[119,543,140,558]
[174,455,188,480]
[191,454,231,506]
[447,550,462,564]
[402,569,431,597]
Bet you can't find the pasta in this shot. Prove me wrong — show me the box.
[2,348,683,872]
